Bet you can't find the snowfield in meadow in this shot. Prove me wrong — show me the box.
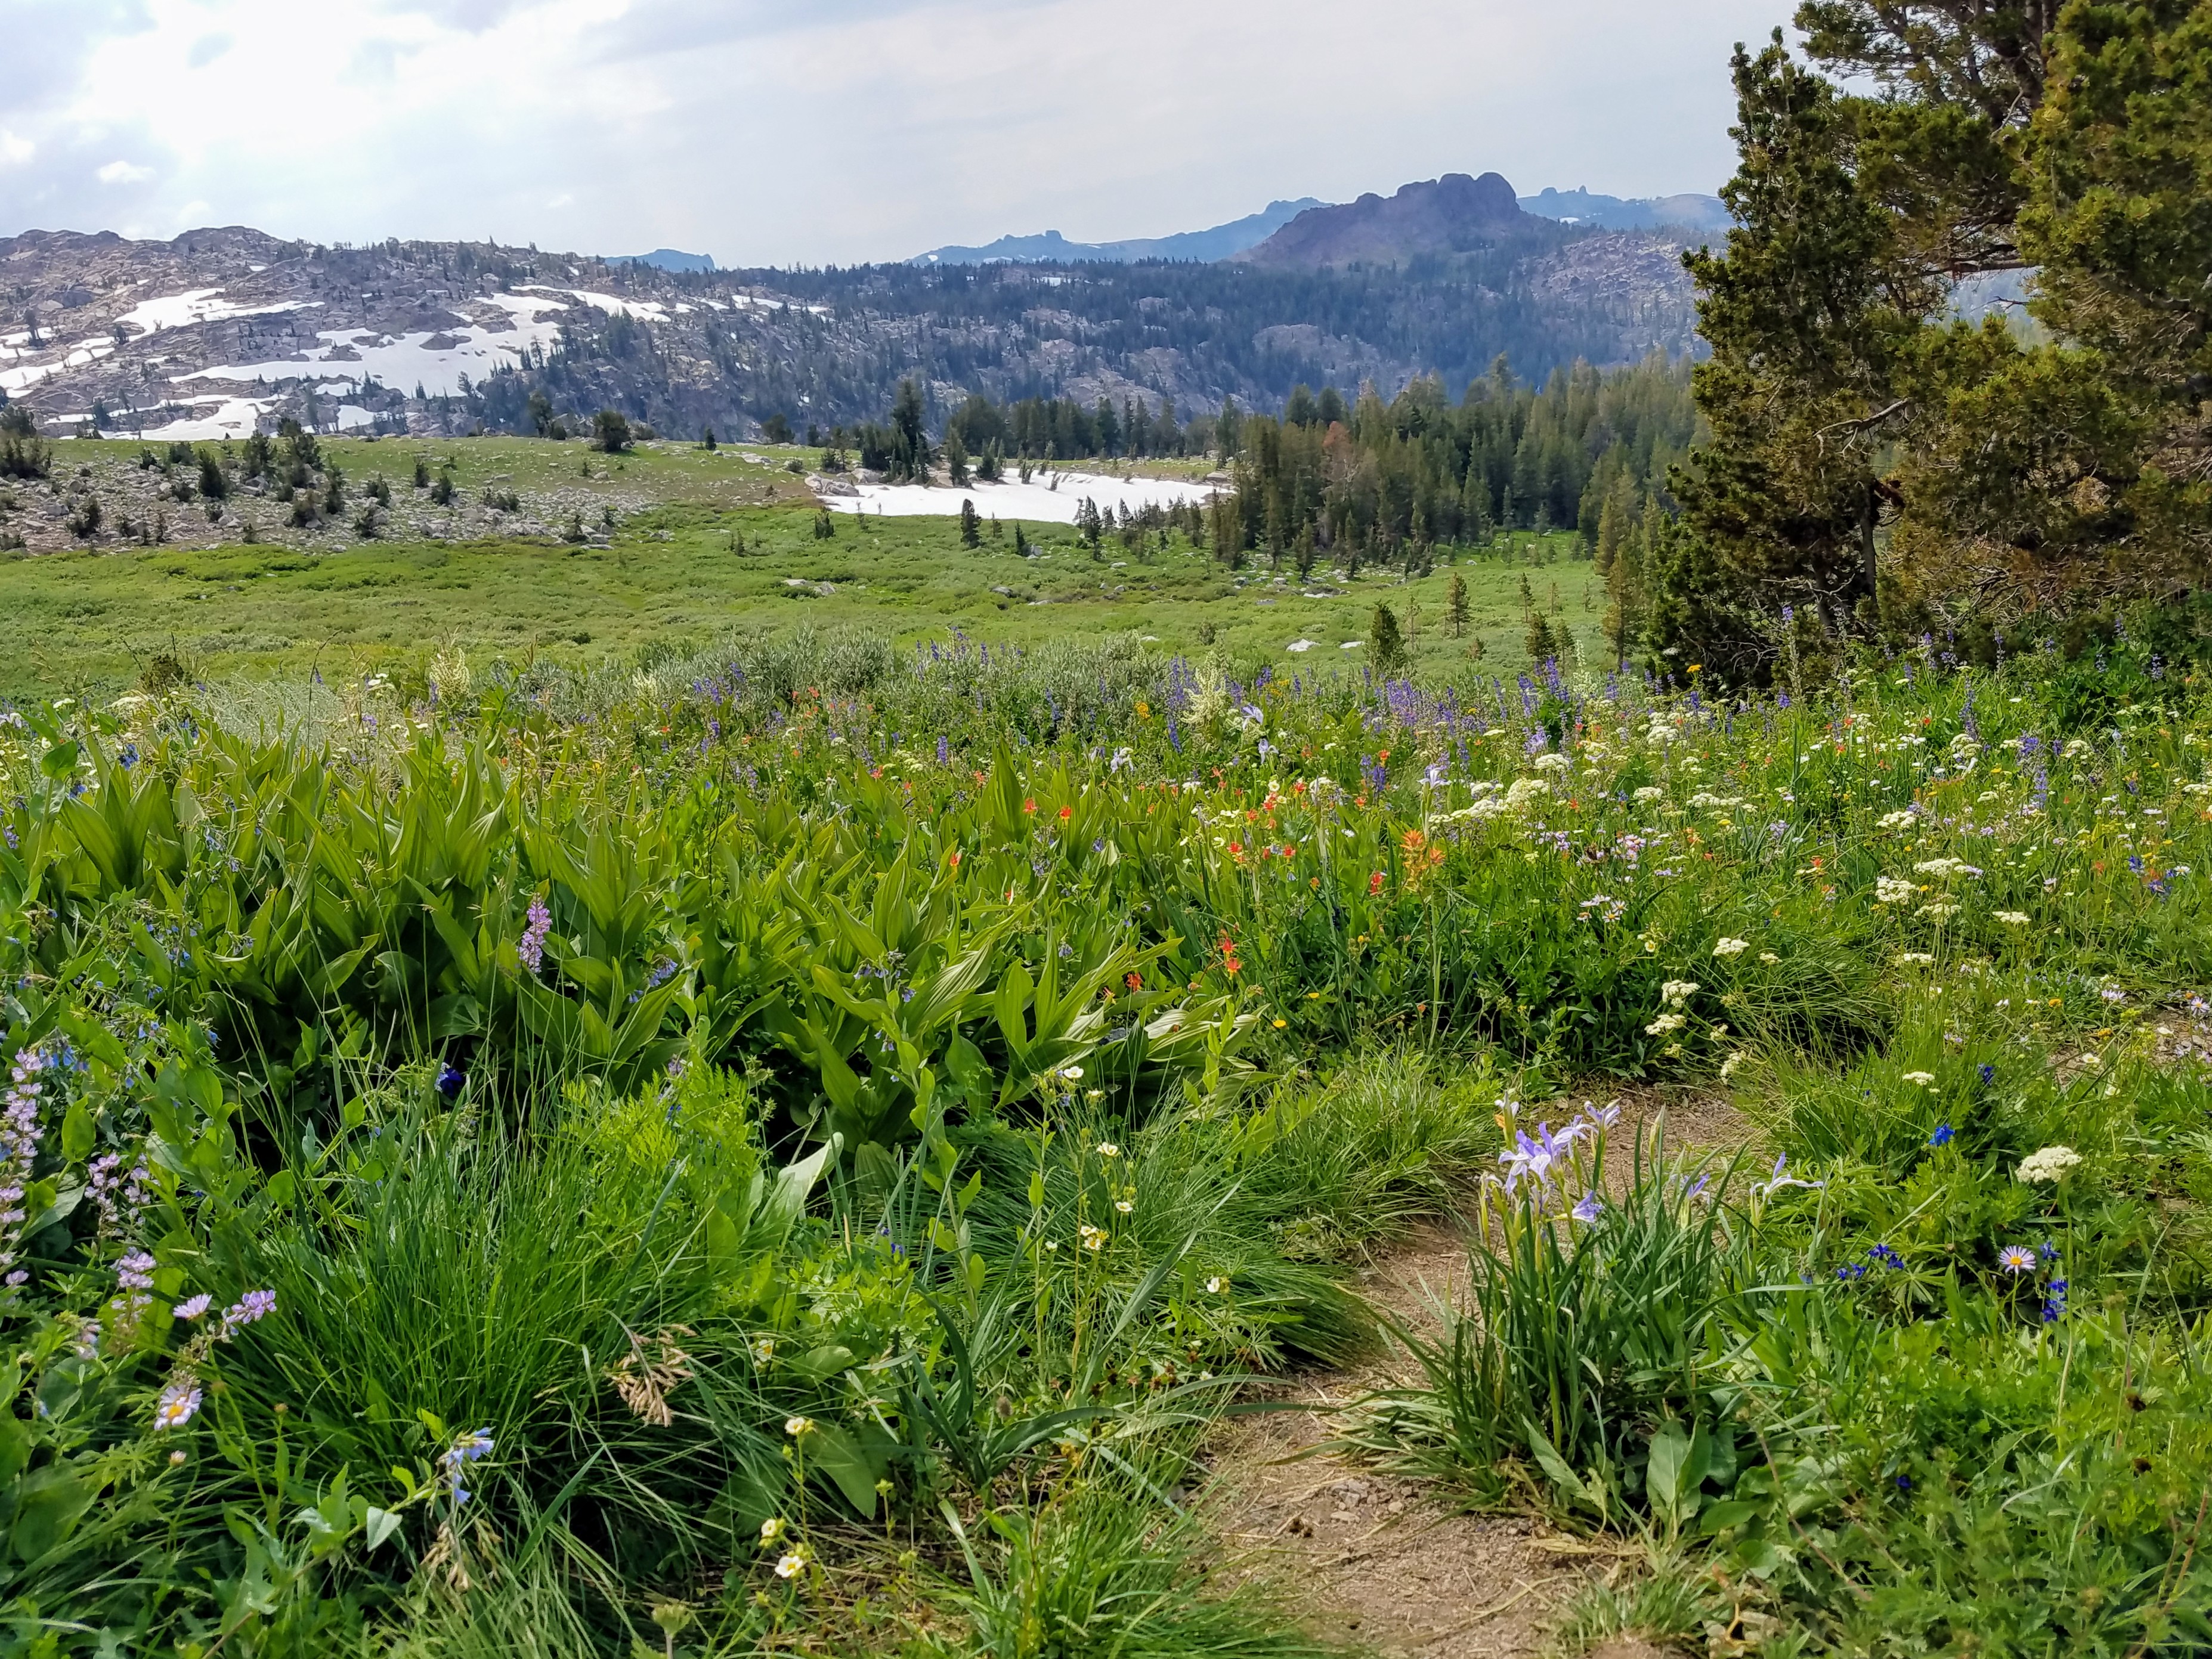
[820,471,1218,525]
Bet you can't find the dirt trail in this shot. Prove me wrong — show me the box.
[1199,1087,1748,1658]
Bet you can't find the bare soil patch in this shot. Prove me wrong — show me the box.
[1197,1090,1756,1656]
[1200,1227,1601,1657]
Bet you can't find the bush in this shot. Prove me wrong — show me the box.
[592,410,633,453]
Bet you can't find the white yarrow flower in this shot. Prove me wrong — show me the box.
[2016,1145,2083,1184]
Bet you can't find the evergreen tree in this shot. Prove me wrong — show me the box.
[1369,603,1406,675]
[1525,611,1558,661]
[960,497,980,547]
[1656,33,1928,681]
[1215,397,1242,460]
[592,409,633,453]
[1446,571,1469,638]
[945,428,970,487]
[887,380,931,482]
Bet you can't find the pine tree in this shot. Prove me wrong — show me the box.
[1446,571,1469,637]
[945,428,970,487]
[1657,32,1923,680]
[960,497,980,547]
[1369,603,1406,674]
[1524,611,1557,661]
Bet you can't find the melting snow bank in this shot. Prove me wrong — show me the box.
[819,471,1219,525]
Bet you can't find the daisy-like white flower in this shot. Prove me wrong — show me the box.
[153,1381,202,1430]
[1095,1142,1120,1158]
[1059,1066,1084,1082]
[1113,1199,1133,1214]
[784,1416,815,1438]
[1206,1276,1227,1293]
[1997,1245,2038,1274]
[759,1517,787,1546]
[1078,1224,1107,1251]
[775,1552,807,1580]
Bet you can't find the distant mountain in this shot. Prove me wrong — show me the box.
[1233,172,1534,268]
[615,249,716,273]
[0,212,1697,457]
[1519,187,1732,235]
[910,199,1323,266]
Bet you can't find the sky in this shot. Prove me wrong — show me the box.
[0,0,1784,268]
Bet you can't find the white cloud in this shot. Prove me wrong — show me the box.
[2,0,1777,263]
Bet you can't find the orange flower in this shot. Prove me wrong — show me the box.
[949,850,962,867]
[1125,971,1143,991]
[1369,871,1385,896]
[1401,829,1426,853]
[1023,798,1037,814]
[1058,804,1073,821]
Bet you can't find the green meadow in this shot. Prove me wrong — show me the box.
[2,437,1595,697]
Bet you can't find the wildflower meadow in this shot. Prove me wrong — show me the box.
[2,613,2210,1657]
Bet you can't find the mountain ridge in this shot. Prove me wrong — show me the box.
[910,199,1323,266]
[0,193,1699,448]
[1518,186,1731,234]
[1233,172,1536,268]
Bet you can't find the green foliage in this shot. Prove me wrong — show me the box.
[0,407,51,482]
[0,624,2207,1652]
[1670,2,2212,675]
[1368,603,1405,675]
[591,409,633,454]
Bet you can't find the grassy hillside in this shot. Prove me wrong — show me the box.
[1,437,1596,698]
